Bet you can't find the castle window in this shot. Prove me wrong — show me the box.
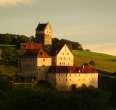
[67,52,69,55]
[43,58,45,62]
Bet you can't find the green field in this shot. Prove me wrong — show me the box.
[0,44,16,47]
[73,50,116,73]
[0,65,16,76]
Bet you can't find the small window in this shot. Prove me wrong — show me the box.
[67,52,69,55]
[43,58,45,62]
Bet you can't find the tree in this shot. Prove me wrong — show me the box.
[1,46,17,65]
[89,60,96,66]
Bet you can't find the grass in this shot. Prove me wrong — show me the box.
[0,44,16,47]
[0,65,16,77]
[73,50,116,73]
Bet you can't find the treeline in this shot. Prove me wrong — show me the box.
[0,33,83,50]
[52,38,83,50]
[0,33,29,48]
[0,33,30,65]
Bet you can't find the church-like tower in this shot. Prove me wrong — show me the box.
[35,23,52,46]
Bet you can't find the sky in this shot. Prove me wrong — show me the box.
[0,0,116,56]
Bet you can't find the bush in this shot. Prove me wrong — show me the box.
[0,75,11,90]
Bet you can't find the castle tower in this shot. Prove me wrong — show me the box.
[35,23,52,46]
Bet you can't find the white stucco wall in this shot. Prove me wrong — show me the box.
[44,23,52,45]
[48,73,98,90]
[37,58,52,66]
[56,45,74,66]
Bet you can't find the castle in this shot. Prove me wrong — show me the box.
[17,23,98,90]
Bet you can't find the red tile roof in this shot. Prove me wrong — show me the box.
[49,65,96,73]
[78,64,96,73]
[21,42,42,50]
[18,48,51,58]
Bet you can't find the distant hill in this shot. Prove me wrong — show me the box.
[73,50,116,73]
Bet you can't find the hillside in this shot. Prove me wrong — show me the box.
[0,65,16,76]
[73,50,116,73]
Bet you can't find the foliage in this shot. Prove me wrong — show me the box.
[0,75,11,90]
[0,33,29,48]
[89,60,96,66]
[52,38,83,50]
[37,80,55,89]
[1,46,17,65]
[0,84,112,110]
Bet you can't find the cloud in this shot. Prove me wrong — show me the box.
[83,43,116,56]
[0,0,33,6]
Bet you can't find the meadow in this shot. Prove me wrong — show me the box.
[73,50,116,73]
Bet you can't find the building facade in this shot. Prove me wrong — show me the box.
[48,65,98,90]
[17,22,98,90]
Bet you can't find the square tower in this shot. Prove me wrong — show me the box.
[35,23,52,46]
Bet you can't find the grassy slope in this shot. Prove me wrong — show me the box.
[0,65,16,76]
[73,50,116,73]
[0,44,17,76]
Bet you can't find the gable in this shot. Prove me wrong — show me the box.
[37,49,51,58]
[57,44,73,58]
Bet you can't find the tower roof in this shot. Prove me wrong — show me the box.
[36,23,48,31]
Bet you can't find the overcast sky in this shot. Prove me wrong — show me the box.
[0,0,116,55]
